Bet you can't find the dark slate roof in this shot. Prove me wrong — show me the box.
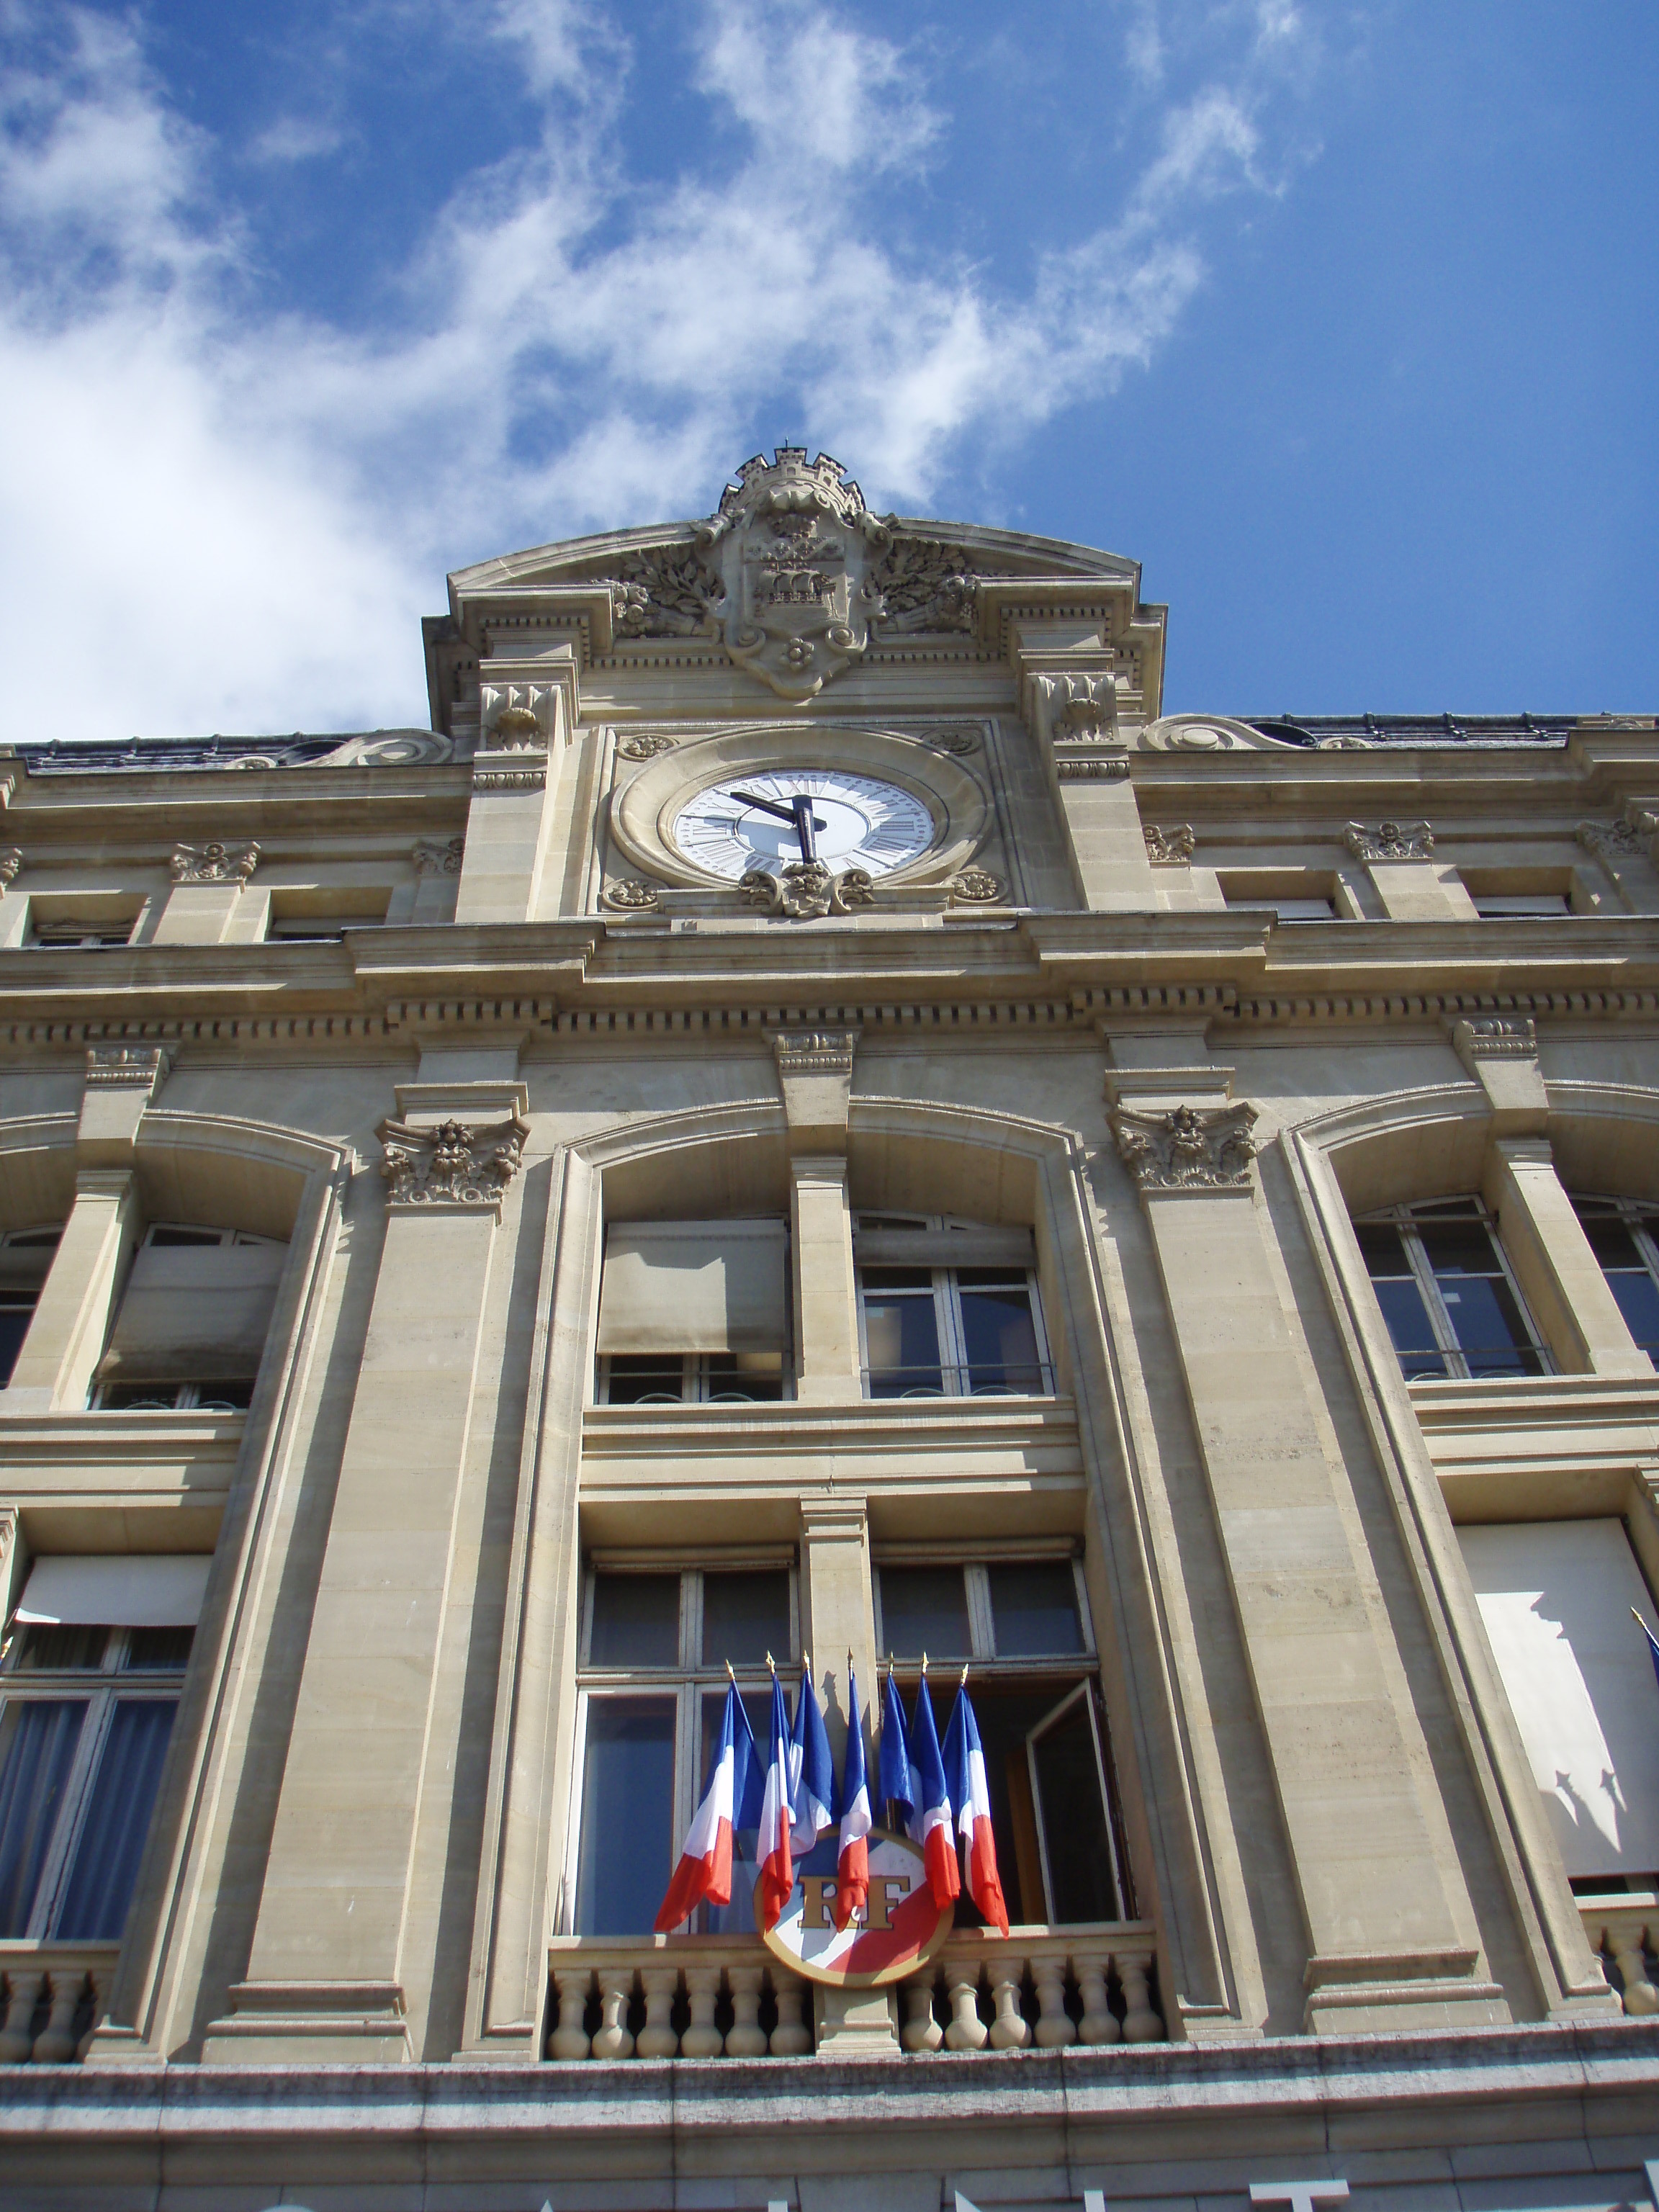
[0,733,435,774]
[1245,714,1576,748]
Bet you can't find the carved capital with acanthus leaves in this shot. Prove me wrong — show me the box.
[1112,1101,1259,1194]
[1143,823,1195,865]
[378,1115,527,1213]
[171,840,259,885]
[1345,819,1434,863]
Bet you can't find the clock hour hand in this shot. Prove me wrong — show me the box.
[730,788,828,864]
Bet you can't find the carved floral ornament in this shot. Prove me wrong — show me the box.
[1344,820,1434,863]
[948,868,1004,904]
[739,861,873,920]
[480,685,554,752]
[413,837,465,878]
[617,733,679,762]
[171,840,259,885]
[1112,1102,1259,1193]
[379,1115,527,1210]
[601,878,662,910]
[772,1029,858,1078]
[1452,1015,1537,1060]
[1143,824,1195,865]
[1578,817,1650,860]
[0,848,20,888]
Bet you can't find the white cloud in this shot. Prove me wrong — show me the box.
[0,0,1321,739]
[248,115,345,165]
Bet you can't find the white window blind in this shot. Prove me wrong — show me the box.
[96,1241,285,1381]
[595,1220,788,1354]
[14,1554,210,1627]
[1458,1519,1659,1878]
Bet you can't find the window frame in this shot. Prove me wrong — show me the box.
[1569,1192,1659,1364]
[853,1212,1055,1400]
[0,1622,189,1941]
[593,1352,791,1406]
[562,1556,800,1936]
[1353,1195,1555,1381]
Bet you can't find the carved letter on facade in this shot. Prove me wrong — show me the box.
[378,1117,527,1211]
[171,841,260,884]
[1143,824,1196,865]
[1344,821,1434,862]
[1112,1102,1259,1192]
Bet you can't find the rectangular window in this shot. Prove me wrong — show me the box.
[1354,1197,1552,1380]
[0,1596,194,1940]
[25,921,138,948]
[0,1226,59,1385]
[854,1215,1052,1399]
[872,1552,1125,1927]
[570,1561,797,1938]
[1571,1195,1659,1367]
[91,1223,284,1410]
[594,1219,791,1403]
[1472,893,1571,918]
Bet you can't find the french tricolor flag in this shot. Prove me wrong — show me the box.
[655,1678,759,1933]
[755,1669,796,1931]
[788,1657,835,1855]
[834,1662,872,1930]
[878,1663,920,1827]
[943,1679,1009,1936]
[908,1671,961,1910]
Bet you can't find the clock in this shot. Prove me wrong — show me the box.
[671,770,936,881]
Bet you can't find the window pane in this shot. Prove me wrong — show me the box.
[958,1285,1043,1393]
[1416,1220,1505,1278]
[0,1295,35,1388]
[574,1697,675,1936]
[0,1700,88,1936]
[1576,1213,1647,1270]
[989,1564,1084,1657]
[878,1568,970,1659]
[125,1627,195,1673]
[1432,1269,1544,1375]
[589,1575,679,1668]
[1604,1270,1659,1361]
[1030,1697,1120,1923]
[861,1284,942,1396]
[1368,1276,1449,1377]
[14,1624,109,1672]
[701,1571,790,1668]
[1354,1223,1413,1278]
[55,1699,177,1939]
[603,1354,685,1406]
[703,1354,783,1403]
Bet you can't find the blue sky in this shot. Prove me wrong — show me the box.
[0,0,1653,738]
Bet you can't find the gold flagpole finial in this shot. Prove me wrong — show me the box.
[1634,1606,1652,1630]
[765,1650,777,1675]
[921,1651,929,1675]
[961,1661,970,1684]
[726,1658,736,1682]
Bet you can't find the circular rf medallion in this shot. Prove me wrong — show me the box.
[760,1829,950,1987]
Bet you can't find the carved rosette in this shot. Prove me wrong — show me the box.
[924,729,978,755]
[948,868,1004,905]
[739,862,873,920]
[1345,820,1434,862]
[601,878,662,911]
[171,840,259,885]
[1112,1102,1259,1193]
[617,733,679,762]
[0,848,21,888]
[378,1116,527,1211]
[1578,818,1647,860]
[84,1044,172,1092]
[1143,824,1196,865]
[413,837,464,878]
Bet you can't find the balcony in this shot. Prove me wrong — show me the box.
[545,1924,1162,2059]
[0,1941,119,2063]
[1581,1895,1659,2016]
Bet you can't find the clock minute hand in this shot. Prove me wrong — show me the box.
[730,788,829,864]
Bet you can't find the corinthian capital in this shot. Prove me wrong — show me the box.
[378,1115,527,1212]
[1112,1101,1259,1192]
[171,840,260,884]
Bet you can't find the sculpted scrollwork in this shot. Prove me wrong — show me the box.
[739,861,873,920]
[413,837,464,878]
[1112,1102,1259,1192]
[1143,824,1195,865]
[866,536,981,634]
[1344,820,1434,863]
[378,1115,527,1210]
[1056,757,1130,783]
[1031,672,1118,747]
[171,840,260,885]
[1578,818,1647,860]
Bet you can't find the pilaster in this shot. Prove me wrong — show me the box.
[1015,623,1156,911]
[772,1028,861,1405]
[152,842,260,945]
[454,675,570,924]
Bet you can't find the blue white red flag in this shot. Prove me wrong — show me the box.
[1635,1607,1659,1694]
[943,1680,1009,1936]
[756,1670,796,1930]
[789,1658,835,1854]
[655,1678,760,1933]
[909,1673,961,1910]
[878,1663,920,1826]
[834,1663,872,1930]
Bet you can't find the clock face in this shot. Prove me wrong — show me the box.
[671,770,937,881]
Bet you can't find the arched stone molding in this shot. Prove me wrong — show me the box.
[68,1110,354,2064]
[0,1111,79,1230]
[460,1092,1258,2058]
[1282,1089,1630,2026]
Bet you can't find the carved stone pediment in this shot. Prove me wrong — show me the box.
[378,1116,526,1210]
[1112,1102,1259,1192]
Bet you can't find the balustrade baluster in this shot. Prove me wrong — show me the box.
[0,1970,44,2064]
[944,1970,989,2051]
[1116,1949,1164,2041]
[547,1967,593,2059]
[768,1971,811,2056]
[1032,1956,1075,2048]
[680,1965,724,2057]
[725,1964,768,2057]
[900,1972,943,2052]
[989,1961,1029,2049]
[32,1968,86,2064]
[1606,1924,1659,2015]
[1074,1951,1120,2045]
[590,1966,636,2059]
[77,1967,112,2063]
[635,1968,680,2058]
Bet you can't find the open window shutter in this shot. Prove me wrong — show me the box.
[96,1242,286,1382]
[14,1554,210,1627]
[596,1220,788,1354]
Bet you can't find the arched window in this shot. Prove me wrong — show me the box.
[1568,1195,1659,1367]
[1352,1196,1551,1379]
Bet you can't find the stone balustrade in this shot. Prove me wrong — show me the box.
[1580,1897,1659,2015]
[546,1937,811,2059]
[899,1924,1164,2051]
[0,1944,120,2064]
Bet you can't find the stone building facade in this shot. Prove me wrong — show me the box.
[1,449,1658,2208]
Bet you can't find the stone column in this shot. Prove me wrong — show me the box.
[1,1046,169,1413]
[773,1030,863,1405]
[151,842,260,945]
[1344,822,1475,920]
[207,1105,526,2062]
[1022,665,1157,910]
[1112,1094,1509,2033]
[454,685,563,925]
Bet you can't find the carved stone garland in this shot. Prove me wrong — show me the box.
[378,1117,527,1209]
[171,840,260,884]
[1112,1102,1259,1192]
[739,862,874,920]
[1345,820,1434,863]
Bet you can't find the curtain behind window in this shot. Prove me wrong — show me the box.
[55,1700,176,1940]
[0,1700,86,1936]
